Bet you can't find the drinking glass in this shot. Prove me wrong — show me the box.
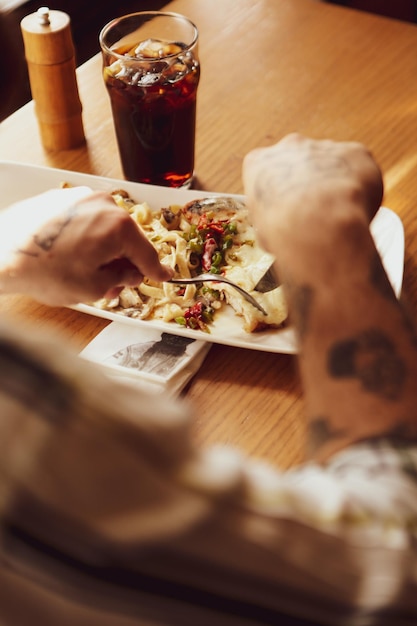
[99,11,200,188]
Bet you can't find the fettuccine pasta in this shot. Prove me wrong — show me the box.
[92,191,288,333]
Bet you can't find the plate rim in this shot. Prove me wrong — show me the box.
[0,160,404,354]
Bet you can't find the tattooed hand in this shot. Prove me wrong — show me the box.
[0,188,173,306]
[243,135,417,461]
[242,133,383,258]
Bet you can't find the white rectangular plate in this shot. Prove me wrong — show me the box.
[0,161,405,354]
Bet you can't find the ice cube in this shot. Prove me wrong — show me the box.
[106,60,123,77]
[139,71,162,86]
[165,61,187,83]
[134,38,183,59]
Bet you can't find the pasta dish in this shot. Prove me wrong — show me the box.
[92,192,288,333]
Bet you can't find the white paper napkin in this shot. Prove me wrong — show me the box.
[80,322,211,396]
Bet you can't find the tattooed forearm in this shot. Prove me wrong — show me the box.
[328,328,405,400]
[17,205,78,256]
[397,297,417,352]
[369,251,397,303]
[287,283,314,341]
[309,416,417,459]
[34,205,76,251]
[368,423,417,446]
[370,252,417,349]
[308,416,347,455]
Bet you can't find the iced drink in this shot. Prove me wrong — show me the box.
[100,13,200,188]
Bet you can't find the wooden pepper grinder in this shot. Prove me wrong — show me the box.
[20,6,85,151]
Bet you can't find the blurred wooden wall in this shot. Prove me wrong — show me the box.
[326,0,417,22]
[1,1,168,121]
[3,0,417,122]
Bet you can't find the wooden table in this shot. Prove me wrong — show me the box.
[2,0,417,469]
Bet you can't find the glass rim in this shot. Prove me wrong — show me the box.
[99,11,199,61]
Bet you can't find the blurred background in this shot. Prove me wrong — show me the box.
[1,0,416,122]
[327,0,417,21]
[0,1,168,121]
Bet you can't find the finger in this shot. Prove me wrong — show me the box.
[103,286,124,300]
[85,206,174,284]
[120,224,174,282]
[96,255,171,302]
[99,257,143,286]
[69,259,141,304]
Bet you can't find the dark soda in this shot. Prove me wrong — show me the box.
[103,40,200,188]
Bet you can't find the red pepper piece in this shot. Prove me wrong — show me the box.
[202,237,218,271]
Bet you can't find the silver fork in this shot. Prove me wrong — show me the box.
[168,274,267,315]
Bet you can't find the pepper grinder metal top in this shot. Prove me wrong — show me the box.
[20,7,86,151]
